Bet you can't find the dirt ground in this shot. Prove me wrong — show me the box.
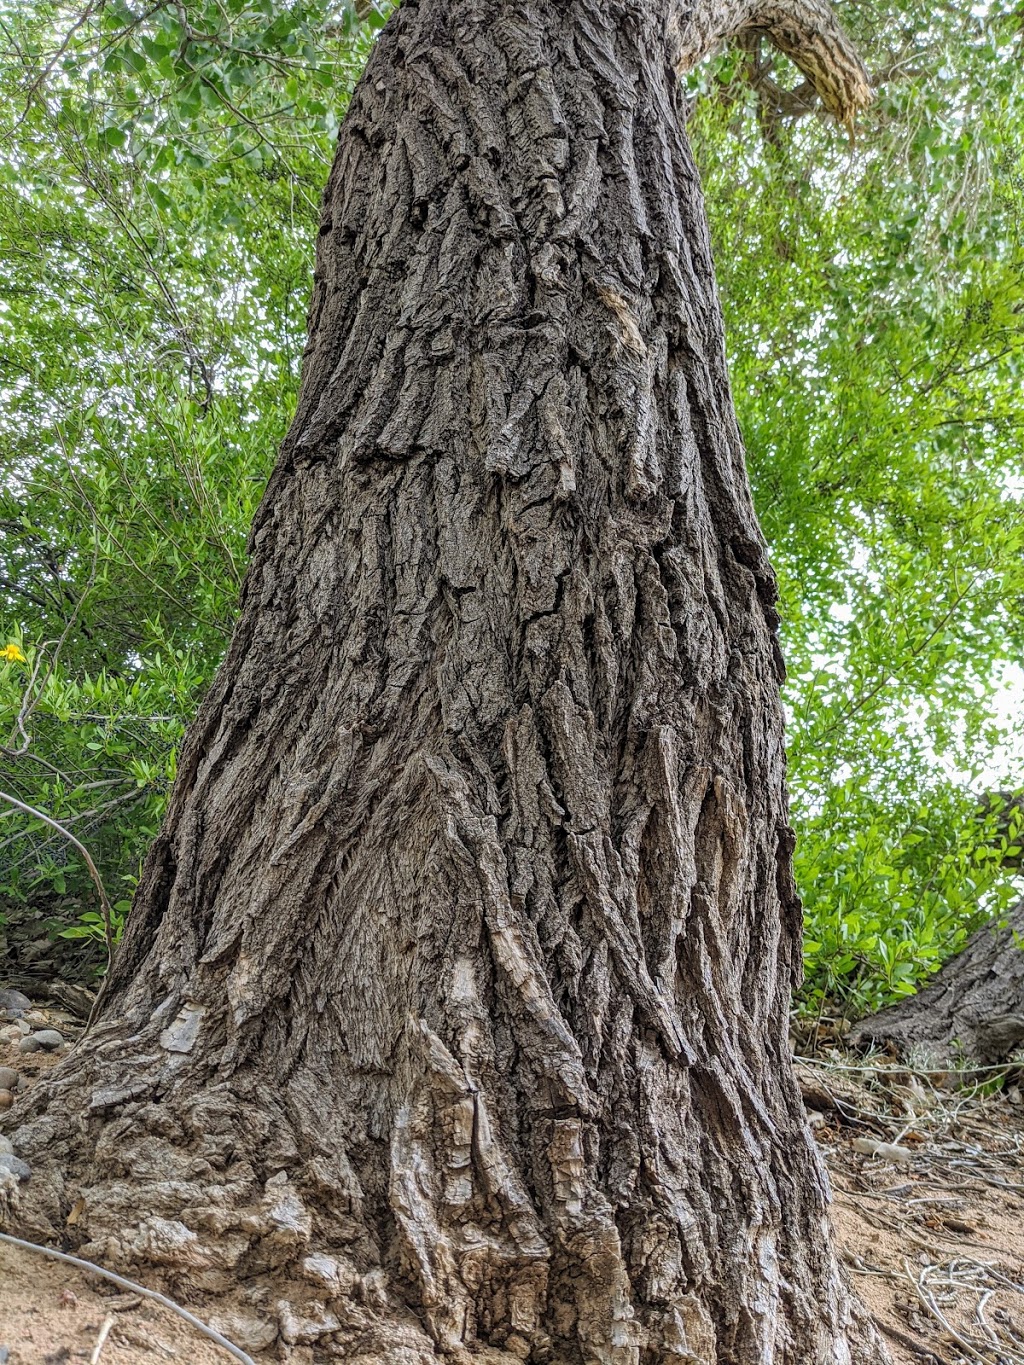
[800,1047,1024,1365]
[2,1008,1024,1364]
[0,1239,242,1365]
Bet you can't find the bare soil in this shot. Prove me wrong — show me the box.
[0,1239,235,1365]
[3,1013,1024,1364]
[799,1048,1024,1365]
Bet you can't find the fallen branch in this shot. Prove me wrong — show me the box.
[89,1314,115,1365]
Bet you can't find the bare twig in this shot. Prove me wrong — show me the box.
[89,1314,115,1365]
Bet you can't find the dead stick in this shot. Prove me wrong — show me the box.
[89,1314,115,1365]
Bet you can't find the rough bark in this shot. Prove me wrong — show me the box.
[850,898,1024,1068]
[2,0,885,1360]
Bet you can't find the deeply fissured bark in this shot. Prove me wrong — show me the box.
[3,0,886,1359]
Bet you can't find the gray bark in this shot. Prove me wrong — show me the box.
[850,898,1024,1068]
[2,0,885,1359]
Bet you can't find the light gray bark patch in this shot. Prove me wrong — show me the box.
[158,1002,205,1054]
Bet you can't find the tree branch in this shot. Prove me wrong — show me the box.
[671,0,872,128]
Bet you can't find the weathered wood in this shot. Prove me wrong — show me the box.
[3,0,886,1359]
[851,898,1024,1067]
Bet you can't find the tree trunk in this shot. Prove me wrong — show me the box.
[850,898,1024,1068]
[2,0,886,1359]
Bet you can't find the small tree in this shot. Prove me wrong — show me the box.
[4,0,890,1358]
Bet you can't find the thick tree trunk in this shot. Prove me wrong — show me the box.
[850,898,1024,1067]
[2,0,885,1359]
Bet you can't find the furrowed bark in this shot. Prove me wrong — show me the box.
[2,0,887,1359]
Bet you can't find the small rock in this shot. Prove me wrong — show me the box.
[0,1067,18,1090]
[15,1020,30,1037]
[0,1135,13,1155]
[0,989,31,1019]
[0,1153,31,1181]
[22,1011,48,1028]
[0,1090,13,1111]
[0,1026,20,1046]
[32,1029,65,1051]
[17,1035,42,1054]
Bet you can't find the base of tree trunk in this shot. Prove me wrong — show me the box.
[849,899,1024,1068]
[2,1026,890,1363]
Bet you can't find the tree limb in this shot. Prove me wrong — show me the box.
[671,0,872,128]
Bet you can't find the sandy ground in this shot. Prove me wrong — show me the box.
[800,1050,1024,1365]
[0,1239,243,1365]
[2,1012,1023,1363]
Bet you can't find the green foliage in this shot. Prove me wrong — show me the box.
[1,0,1022,1012]
[689,0,1024,1011]
[0,0,382,924]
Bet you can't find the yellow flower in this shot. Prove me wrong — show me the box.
[1,643,26,663]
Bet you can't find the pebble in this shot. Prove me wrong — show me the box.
[32,1029,64,1051]
[0,1090,12,1110]
[0,989,31,1019]
[17,1035,42,1054]
[0,1067,17,1091]
[0,1136,13,1155]
[0,1153,30,1181]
